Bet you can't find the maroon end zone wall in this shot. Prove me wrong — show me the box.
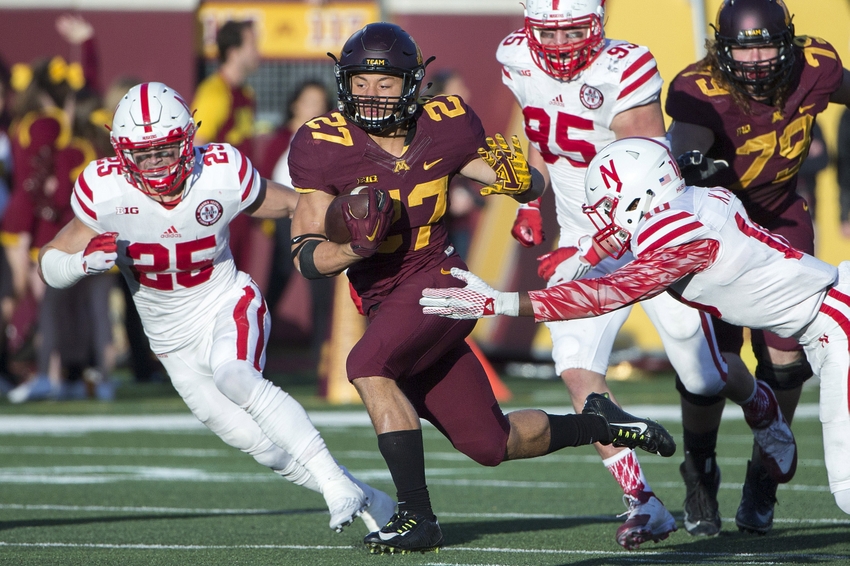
[0,9,198,101]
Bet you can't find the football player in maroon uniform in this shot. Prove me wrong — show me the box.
[289,22,677,554]
[666,0,850,536]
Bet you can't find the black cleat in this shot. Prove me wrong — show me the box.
[363,511,444,554]
[582,392,677,457]
[680,454,721,537]
[736,459,777,535]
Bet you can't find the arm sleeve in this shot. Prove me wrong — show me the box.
[528,239,719,322]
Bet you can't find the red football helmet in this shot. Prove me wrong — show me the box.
[713,0,796,99]
[110,82,196,200]
[524,0,606,81]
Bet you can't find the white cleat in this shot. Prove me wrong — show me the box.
[359,484,396,533]
[324,478,367,533]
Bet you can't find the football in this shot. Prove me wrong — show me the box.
[324,187,371,244]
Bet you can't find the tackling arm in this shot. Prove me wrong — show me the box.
[245,178,300,219]
[528,240,718,322]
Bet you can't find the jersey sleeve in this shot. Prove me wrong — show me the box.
[287,121,331,195]
[633,205,713,256]
[223,144,262,213]
[665,66,724,128]
[798,36,844,102]
[71,162,103,232]
[428,95,486,170]
[528,239,718,322]
[609,44,664,117]
[496,29,528,102]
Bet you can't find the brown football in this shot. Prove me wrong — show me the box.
[324,188,371,244]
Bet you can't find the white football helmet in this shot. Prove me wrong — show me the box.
[524,0,605,81]
[110,82,196,200]
[583,137,685,259]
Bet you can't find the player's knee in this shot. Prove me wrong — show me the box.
[754,346,813,391]
[212,359,264,406]
[834,489,850,515]
[676,374,725,404]
[454,436,508,467]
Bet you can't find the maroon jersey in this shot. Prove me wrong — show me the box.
[666,36,843,223]
[288,95,485,311]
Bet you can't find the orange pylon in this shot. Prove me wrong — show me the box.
[466,337,512,402]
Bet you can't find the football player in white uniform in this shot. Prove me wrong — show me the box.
[495,0,779,546]
[37,82,394,534]
[420,136,850,518]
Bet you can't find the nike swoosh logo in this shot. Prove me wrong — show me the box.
[440,268,452,275]
[423,158,443,170]
[612,421,648,435]
[799,104,815,114]
[366,221,381,242]
[378,530,410,540]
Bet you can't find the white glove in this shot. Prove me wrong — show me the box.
[82,232,118,274]
[420,267,519,319]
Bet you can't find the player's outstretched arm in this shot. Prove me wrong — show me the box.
[38,217,116,289]
[419,267,534,319]
[245,179,300,219]
[461,134,545,203]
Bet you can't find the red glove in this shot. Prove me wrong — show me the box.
[511,199,544,247]
[82,232,119,274]
[537,236,602,284]
[344,188,394,258]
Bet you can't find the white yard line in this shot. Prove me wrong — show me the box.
[0,403,822,434]
[0,539,846,563]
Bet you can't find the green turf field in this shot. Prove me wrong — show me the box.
[0,371,847,565]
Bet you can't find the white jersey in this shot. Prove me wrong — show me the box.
[71,143,262,353]
[636,187,837,337]
[497,30,663,242]
[530,187,837,338]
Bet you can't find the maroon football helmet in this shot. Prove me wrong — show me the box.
[713,0,796,99]
[331,22,433,134]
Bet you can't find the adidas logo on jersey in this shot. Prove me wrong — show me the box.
[549,94,565,107]
[161,226,181,238]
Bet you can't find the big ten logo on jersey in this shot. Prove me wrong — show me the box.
[116,206,139,215]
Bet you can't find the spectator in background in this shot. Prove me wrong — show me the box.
[427,69,484,260]
[192,20,261,274]
[2,54,80,401]
[259,80,332,350]
[795,121,828,220]
[838,108,850,238]
[0,56,14,390]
